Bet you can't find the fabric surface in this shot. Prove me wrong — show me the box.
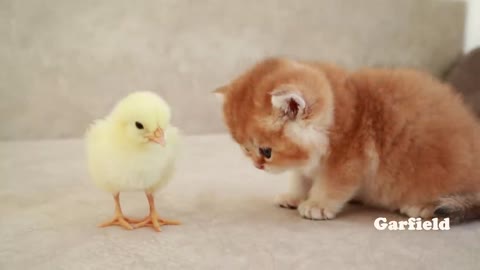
[0,0,466,140]
[447,47,480,117]
[1,134,478,270]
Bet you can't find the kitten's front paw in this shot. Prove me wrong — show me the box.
[274,193,303,209]
[298,200,337,220]
[400,205,434,219]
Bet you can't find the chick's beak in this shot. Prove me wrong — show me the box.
[146,128,165,146]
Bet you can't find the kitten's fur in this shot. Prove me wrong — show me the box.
[215,58,480,223]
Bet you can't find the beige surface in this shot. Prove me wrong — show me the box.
[0,134,479,270]
[0,0,466,140]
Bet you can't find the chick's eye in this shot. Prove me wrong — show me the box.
[259,147,272,159]
[135,121,144,129]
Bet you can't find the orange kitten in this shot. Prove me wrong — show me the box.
[215,58,480,223]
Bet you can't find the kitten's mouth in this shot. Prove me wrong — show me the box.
[262,165,286,174]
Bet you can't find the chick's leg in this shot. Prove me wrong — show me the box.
[98,193,133,230]
[133,192,180,232]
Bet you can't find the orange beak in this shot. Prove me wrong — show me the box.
[146,128,165,146]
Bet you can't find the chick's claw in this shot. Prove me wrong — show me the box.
[133,211,180,232]
[98,193,135,230]
[159,218,181,225]
[98,216,133,230]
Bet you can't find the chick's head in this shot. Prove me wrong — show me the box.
[110,91,171,146]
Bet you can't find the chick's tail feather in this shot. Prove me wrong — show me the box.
[434,193,480,224]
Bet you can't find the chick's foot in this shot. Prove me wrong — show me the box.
[98,215,134,230]
[134,192,180,232]
[98,193,133,230]
[133,211,180,232]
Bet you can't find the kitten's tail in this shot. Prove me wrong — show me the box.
[434,193,480,224]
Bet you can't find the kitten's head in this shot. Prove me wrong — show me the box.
[215,58,335,173]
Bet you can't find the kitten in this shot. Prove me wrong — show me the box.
[215,57,480,223]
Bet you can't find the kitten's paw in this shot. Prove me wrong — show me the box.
[298,200,337,220]
[399,205,433,219]
[274,193,303,209]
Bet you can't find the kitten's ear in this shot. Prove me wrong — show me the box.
[271,86,306,120]
[213,85,229,102]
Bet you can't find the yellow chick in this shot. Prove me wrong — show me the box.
[86,91,180,232]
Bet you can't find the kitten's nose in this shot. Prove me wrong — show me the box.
[255,163,264,170]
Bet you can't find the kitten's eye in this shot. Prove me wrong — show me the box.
[135,121,144,129]
[259,147,272,159]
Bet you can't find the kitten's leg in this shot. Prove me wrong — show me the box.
[298,175,359,220]
[274,172,311,209]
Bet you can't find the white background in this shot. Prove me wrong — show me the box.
[465,0,480,52]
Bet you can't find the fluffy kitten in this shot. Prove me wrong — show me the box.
[215,57,480,223]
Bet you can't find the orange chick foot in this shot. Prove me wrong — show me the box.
[133,211,180,232]
[98,215,134,230]
[98,193,137,230]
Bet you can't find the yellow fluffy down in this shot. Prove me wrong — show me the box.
[85,91,181,193]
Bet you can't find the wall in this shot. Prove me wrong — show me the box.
[0,0,467,140]
[465,0,480,52]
